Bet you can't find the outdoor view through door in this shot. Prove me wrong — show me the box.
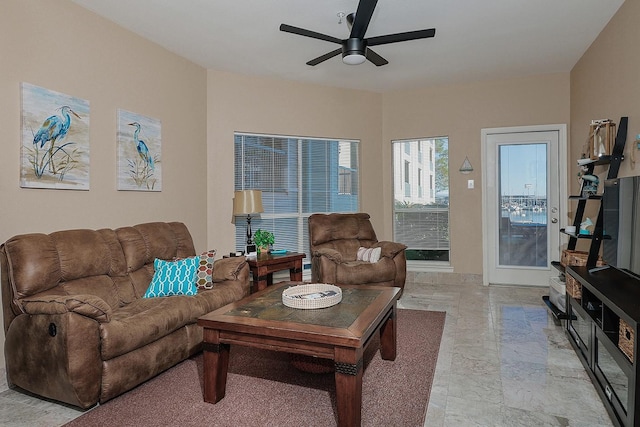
[392,137,449,262]
[499,143,548,267]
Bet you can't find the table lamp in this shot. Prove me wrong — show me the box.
[233,190,264,255]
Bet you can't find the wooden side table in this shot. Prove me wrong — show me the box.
[246,252,306,292]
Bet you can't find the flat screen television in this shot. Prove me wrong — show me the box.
[602,175,640,279]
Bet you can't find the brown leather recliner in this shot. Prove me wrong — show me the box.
[308,213,407,292]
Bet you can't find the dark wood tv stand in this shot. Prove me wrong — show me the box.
[566,265,640,426]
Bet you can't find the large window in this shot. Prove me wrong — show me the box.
[234,133,359,260]
[392,137,449,262]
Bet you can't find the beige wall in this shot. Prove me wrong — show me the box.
[1,1,207,365]
[571,0,640,189]
[1,1,208,246]
[382,74,571,274]
[206,71,571,274]
[206,70,383,251]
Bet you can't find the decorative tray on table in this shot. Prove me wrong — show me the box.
[282,283,342,309]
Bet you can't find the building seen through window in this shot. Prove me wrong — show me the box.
[392,137,449,262]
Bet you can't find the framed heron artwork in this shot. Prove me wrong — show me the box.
[117,109,162,191]
[20,83,90,190]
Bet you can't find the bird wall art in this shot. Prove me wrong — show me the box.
[21,83,90,189]
[117,109,162,191]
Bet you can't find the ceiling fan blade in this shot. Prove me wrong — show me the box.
[306,48,342,66]
[365,48,388,66]
[280,24,342,44]
[350,0,378,39]
[367,28,436,47]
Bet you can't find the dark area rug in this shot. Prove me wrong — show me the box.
[65,309,445,427]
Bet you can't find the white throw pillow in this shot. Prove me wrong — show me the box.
[357,246,382,263]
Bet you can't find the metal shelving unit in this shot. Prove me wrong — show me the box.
[544,117,628,323]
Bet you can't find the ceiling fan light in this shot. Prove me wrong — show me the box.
[342,53,366,65]
[342,37,367,65]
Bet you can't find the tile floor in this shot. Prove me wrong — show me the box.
[0,274,614,426]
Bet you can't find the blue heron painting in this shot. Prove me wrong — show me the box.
[33,105,81,174]
[117,109,161,191]
[21,83,90,190]
[128,122,155,170]
[33,105,80,148]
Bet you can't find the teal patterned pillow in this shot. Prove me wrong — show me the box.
[144,257,198,298]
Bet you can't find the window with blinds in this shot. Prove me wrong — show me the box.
[392,137,449,262]
[234,133,359,260]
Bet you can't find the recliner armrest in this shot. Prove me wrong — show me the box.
[373,241,408,258]
[20,293,112,323]
[312,248,344,263]
[212,256,248,282]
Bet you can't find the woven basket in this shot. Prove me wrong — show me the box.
[282,283,342,309]
[566,275,582,299]
[561,250,586,267]
[561,250,605,267]
[619,319,634,362]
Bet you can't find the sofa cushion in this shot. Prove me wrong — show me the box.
[187,280,252,321]
[176,249,217,290]
[100,296,194,359]
[143,258,198,298]
[335,258,396,285]
[195,249,216,289]
[60,276,122,310]
[116,222,196,273]
[309,213,377,246]
[2,229,127,300]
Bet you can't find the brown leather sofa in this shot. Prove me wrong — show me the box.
[308,213,407,292]
[0,221,250,409]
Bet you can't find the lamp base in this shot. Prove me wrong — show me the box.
[245,244,257,258]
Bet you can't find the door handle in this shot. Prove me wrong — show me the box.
[551,218,558,223]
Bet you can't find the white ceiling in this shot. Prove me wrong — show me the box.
[70,0,624,93]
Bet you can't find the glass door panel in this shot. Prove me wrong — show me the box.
[498,143,548,267]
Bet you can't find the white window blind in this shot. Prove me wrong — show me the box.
[234,133,359,260]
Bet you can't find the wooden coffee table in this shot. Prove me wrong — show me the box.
[197,282,401,426]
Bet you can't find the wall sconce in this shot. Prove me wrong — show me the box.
[459,157,473,174]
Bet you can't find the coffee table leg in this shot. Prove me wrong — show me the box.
[379,305,397,361]
[334,347,363,427]
[202,330,230,403]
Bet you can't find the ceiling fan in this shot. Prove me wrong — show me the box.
[279,0,436,66]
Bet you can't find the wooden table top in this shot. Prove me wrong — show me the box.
[198,282,401,348]
[246,251,305,265]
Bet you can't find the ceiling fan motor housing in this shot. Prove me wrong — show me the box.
[342,38,367,64]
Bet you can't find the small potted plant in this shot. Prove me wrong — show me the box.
[253,229,275,254]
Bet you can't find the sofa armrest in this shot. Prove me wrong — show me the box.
[373,241,408,258]
[20,294,112,323]
[312,248,344,263]
[212,256,247,282]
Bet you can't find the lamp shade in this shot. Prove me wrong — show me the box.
[233,190,264,215]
